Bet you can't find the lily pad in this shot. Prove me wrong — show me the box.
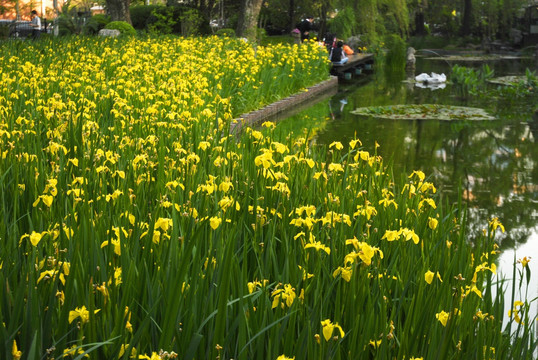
[487,76,528,86]
[351,104,495,121]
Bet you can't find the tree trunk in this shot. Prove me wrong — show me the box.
[106,0,131,24]
[236,0,263,40]
[319,1,329,40]
[413,0,427,35]
[15,0,20,20]
[461,0,472,36]
[414,11,425,35]
[288,0,295,32]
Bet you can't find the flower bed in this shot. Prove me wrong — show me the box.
[0,36,535,359]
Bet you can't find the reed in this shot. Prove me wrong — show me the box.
[0,35,535,359]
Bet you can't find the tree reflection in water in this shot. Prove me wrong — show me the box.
[313,59,538,252]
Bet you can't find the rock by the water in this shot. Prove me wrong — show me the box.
[406,47,416,69]
[98,29,121,37]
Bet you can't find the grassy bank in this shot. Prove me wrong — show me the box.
[0,36,535,359]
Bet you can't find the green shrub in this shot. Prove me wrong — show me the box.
[225,12,239,32]
[129,5,209,35]
[215,28,236,37]
[0,23,10,39]
[83,14,110,35]
[57,15,82,36]
[147,6,177,34]
[130,5,162,30]
[256,27,267,43]
[179,8,203,36]
[57,7,89,36]
[104,21,136,36]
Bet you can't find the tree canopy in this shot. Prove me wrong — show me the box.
[96,0,531,45]
[228,0,529,44]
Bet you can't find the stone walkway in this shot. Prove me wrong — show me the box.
[231,76,338,134]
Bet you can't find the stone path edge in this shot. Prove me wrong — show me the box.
[231,76,338,134]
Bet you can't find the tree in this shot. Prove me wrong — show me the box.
[288,0,295,31]
[236,0,263,40]
[175,0,217,20]
[409,0,427,35]
[105,0,131,23]
[258,0,318,35]
[461,0,472,35]
[0,0,25,20]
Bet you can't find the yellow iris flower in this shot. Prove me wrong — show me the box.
[321,319,345,341]
[435,310,449,327]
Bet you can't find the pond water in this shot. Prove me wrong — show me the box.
[273,53,538,326]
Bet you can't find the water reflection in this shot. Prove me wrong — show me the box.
[315,58,538,250]
[276,56,538,318]
[494,232,538,333]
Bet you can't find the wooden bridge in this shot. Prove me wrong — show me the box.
[330,53,375,80]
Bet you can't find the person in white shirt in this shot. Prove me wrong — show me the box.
[31,10,41,38]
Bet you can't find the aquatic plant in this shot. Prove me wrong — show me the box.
[495,68,538,99]
[384,34,407,72]
[351,104,495,120]
[450,64,494,97]
[0,36,535,359]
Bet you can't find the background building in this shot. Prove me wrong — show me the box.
[1,0,64,20]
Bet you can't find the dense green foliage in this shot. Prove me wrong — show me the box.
[105,21,137,36]
[83,14,111,35]
[236,0,530,48]
[0,22,10,39]
[130,5,163,30]
[384,34,408,71]
[450,65,538,101]
[215,28,236,37]
[129,5,210,36]
[451,64,495,96]
[56,6,88,36]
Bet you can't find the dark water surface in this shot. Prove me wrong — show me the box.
[275,55,538,320]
